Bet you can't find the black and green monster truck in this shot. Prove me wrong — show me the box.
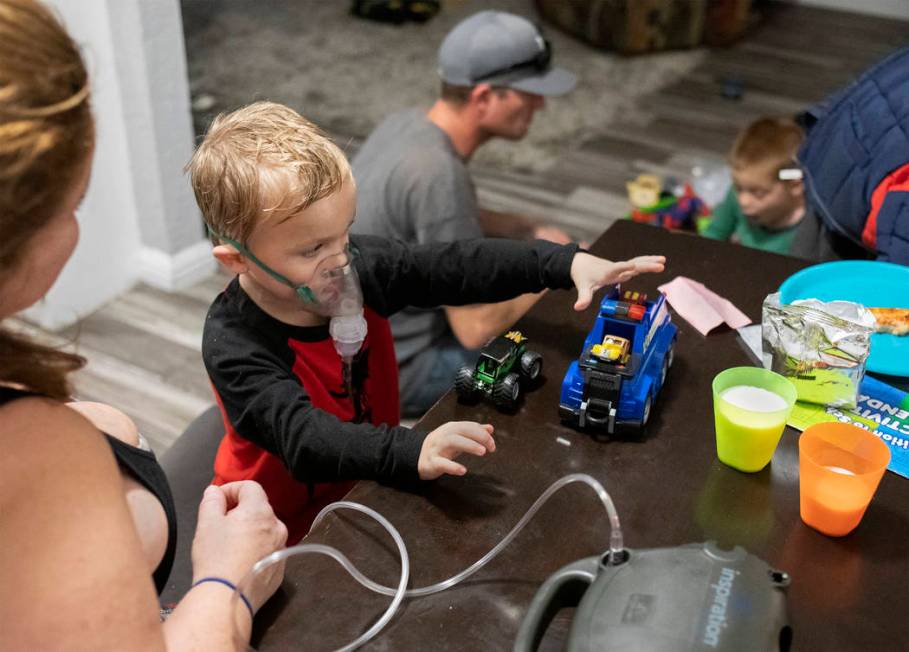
[454,331,542,410]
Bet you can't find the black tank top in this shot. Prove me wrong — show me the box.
[0,386,177,594]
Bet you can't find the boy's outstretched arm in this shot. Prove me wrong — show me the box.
[354,235,580,317]
[356,235,665,319]
[570,253,666,311]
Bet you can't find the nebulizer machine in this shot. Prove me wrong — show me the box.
[209,227,367,369]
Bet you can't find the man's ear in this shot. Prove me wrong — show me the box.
[212,244,248,275]
[470,83,494,112]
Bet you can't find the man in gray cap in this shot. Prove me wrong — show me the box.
[352,10,578,416]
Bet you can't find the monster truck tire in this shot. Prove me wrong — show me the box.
[520,350,543,381]
[493,372,521,409]
[455,366,479,401]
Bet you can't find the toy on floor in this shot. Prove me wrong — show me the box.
[626,173,709,232]
[560,287,677,432]
[455,330,542,410]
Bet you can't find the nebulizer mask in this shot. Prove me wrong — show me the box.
[209,226,367,363]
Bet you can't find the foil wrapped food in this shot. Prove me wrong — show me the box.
[761,293,876,408]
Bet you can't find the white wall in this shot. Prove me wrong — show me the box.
[791,0,909,20]
[26,0,214,331]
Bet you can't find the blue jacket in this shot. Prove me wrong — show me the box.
[798,46,909,264]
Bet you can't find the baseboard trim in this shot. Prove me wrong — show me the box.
[139,240,216,291]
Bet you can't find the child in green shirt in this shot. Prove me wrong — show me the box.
[703,117,805,255]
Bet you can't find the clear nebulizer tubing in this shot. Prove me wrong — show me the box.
[332,472,623,598]
[235,473,622,651]
[233,502,409,652]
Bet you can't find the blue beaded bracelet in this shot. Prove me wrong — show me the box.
[191,577,254,620]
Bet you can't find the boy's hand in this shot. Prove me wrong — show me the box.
[570,253,666,311]
[418,422,496,480]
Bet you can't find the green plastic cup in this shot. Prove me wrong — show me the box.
[712,367,797,472]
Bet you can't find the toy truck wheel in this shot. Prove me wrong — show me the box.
[493,373,521,409]
[642,392,653,426]
[520,350,543,381]
[455,366,478,401]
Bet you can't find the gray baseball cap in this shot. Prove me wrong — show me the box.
[438,11,576,97]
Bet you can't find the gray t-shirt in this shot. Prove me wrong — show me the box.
[351,109,482,397]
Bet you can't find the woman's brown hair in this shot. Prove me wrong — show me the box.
[0,0,93,399]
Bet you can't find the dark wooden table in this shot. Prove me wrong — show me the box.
[252,221,909,651]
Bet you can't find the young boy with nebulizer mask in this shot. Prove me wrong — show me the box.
[188,101,666,544]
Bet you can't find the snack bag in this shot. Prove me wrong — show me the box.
[761,293,875,408]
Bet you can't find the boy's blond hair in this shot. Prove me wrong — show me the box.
[730,117,803,180]
[187,101,351,244]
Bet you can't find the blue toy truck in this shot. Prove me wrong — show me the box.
[559,287,677,432]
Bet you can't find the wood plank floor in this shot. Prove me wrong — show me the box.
[12,3,907,455]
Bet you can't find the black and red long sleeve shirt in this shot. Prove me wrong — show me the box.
[203,235,578,541]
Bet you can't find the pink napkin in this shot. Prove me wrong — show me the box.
[657,276,751,335]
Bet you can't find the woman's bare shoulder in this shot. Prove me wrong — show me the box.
[0,396,163,649]
[0,396,116,490]
[1,393,83,426]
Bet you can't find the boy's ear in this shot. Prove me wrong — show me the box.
[212,244,249,275]
[788,178,805,199]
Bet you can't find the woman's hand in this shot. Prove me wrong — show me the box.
[190,481,287,612]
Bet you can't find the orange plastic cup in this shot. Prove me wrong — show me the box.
[799,422,891,537]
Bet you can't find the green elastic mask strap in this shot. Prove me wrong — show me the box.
[207,225,317,303]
